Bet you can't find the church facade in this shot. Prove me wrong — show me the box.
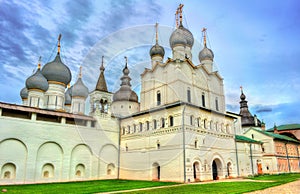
[1,5,299,184]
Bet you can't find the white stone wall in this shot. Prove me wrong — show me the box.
[0,113,119,184]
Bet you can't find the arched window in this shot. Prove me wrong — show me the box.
[202,92,205,107]
[215,97,219,111]
[169,116,174,127]
[122,127,125,135]
[157,140,160,149]
[146,121,150,130]
[187,88,191,103]
[197,118,200,127]
[204,119,207,129]
[127,125,131,134]
[157,91,161,106]
[75,164,85,177]
[190,115,194,126]
[194,140,198,148]
[215,122,218,131]
[133,124,136,133]
[139,122,143,132]
[1,163,16,179]
[161,118,165,128]
[42,163,54,178]
[153,120,157,129]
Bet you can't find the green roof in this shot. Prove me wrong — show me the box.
[251,128,300,143]
[267,124,300,132]
[235,135,262,144]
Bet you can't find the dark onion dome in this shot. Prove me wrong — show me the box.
[71,78,89,98]
[113,59,138,102]
[41,54,72,85]
[26,69,49,92]
[20,87,28,99]
[240,91,246,101]
[199,46,214,62]
[65,86,72,105]
[149,43,165,58]
[169,24,194,49]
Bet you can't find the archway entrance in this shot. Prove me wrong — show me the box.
[193,162,200,181]
[152,163,160,181]
[212,159,222,180]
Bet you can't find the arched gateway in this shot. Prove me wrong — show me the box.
[212,159,222,180]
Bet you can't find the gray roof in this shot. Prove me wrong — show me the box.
[150,43,165,57]
[20,87,28,99]
[199,46,214,62]
[169,24,194,48]
[41,54,72,85]
[64,87,72,105]
[71,78,89,98]
[26,69,49,92]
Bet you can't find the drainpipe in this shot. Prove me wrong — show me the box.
[296,145,300,168]
[233,119,240,177]
[182,104,186,182]
[250,143,254,175]
[284,142,291,172]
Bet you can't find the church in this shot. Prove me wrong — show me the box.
[1,4,299,184]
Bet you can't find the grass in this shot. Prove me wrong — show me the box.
[0,173,299,194]
[128,173,300,194]
[0,179,179,194]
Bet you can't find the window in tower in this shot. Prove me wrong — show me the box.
[215,97,219,111]
[139,122,143,132]
[161,118,165,128]
[153,119,157,129]
[202,93,205,107]
[187,88,191,103]
[157,91,161,105]
[169,116,174,127]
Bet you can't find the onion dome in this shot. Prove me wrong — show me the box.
[65,84,72,105]
[20,87,28,99]
[150,44,165,57]
[199,47,214,62]
[71,67,89,98]
[199,28,214,62]
[240,91,246,101]
[26,59,49,92]
[169,24,194,49]
[41,34,72,86]
[113,57,138,102]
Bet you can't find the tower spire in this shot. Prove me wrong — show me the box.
[124,56,128,69]
[155,22,159,44]
[57,34,62,55]
[95,56,108,92]
[178,4,184,26]
[202,27,207,47]
[79,66,82,78]
[38,56,42,69]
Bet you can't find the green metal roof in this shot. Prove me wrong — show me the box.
[267,124,300,132]
[251,128,300,143]
[235,135,262,144]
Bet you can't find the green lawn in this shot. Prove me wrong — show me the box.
[128,173,300,194]
[0,179,178,194]
[0,174,299,194]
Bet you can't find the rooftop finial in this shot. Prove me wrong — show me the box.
[178,4,184,26]
[57,34,62,55]
[79,66,82,78]
[202,27,207,47]
[67,83,70,88]
[124,56,128,68]
[155,23,159,44]
[240,86,243,93]
[100,56,105,71]
[38,56,42,69]
[175,9,179,28]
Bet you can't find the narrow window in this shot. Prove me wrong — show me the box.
[190,116,194,126]
[128,126,131,134]
[252,134,254,139]
[146,121,150,130]
[215,97,219,111]
[78,103,80,112]
[37,98,40,107]
[133,124,136,133]
[29,97,32,106]
[125,145,128,151]
[204,119,207,129]
[157,91,161,105]
[197,118,200,127]
[153,120,157,129]
[157,143,160,149]
[194,140,198,148]
[139,122,143,132]
[55,96,58,106]
[169,116,174,127]
[202,93,205,107]
[122,127,125,135]
[161,118,165,128]
[187,88,191,103]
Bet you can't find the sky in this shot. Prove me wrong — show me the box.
[0,0,299,129]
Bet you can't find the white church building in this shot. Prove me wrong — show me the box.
[1,4,298,184]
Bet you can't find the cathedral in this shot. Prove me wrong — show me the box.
[1,4,299,184]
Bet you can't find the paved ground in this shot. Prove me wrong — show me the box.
[246,179,300,194]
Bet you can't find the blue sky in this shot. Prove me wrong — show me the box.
[0,0,299,129]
